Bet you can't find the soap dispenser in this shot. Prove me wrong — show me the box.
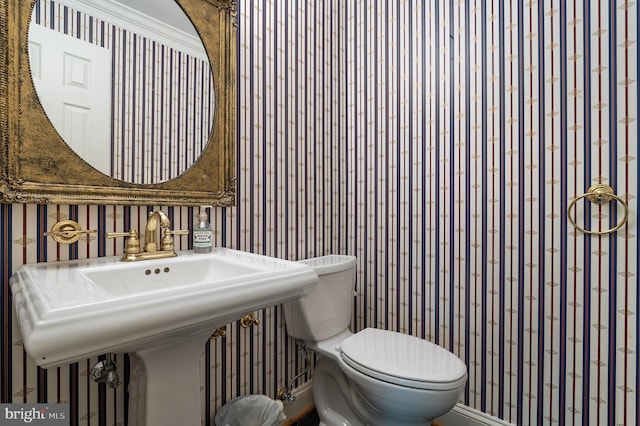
[193,206,213,253]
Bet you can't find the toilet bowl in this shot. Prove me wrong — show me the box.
[282,255,467,426]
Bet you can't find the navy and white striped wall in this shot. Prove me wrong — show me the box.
[1,1,637,425]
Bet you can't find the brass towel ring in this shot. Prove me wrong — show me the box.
[567,184,629,235]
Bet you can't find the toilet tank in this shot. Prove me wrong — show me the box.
[282,255,357,342]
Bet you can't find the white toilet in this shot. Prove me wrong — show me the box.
[283,255,467,426]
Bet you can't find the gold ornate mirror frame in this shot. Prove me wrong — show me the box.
[0,0,236,206]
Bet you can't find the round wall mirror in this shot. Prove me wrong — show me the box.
[27,0,215,184]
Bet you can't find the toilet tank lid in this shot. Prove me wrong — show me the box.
[297,255,357,274]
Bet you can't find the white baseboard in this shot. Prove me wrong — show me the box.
[280,381,315,424]
[434,404,515,426]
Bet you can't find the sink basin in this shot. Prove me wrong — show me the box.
[10,248,318,367]
[80,253,270,297]
[10,248,318,426]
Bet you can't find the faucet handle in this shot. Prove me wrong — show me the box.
[44,220,97,244]
[161,229,189,251]
[106,229,141,254]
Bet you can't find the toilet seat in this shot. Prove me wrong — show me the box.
[339,328,467,391]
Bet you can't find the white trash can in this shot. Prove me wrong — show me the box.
[214,395,281,426]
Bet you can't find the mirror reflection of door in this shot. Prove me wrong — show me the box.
[27,0,215,185]
[29,23,112,176]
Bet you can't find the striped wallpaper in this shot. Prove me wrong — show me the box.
[1,1,638,426]
[31,0,214,184]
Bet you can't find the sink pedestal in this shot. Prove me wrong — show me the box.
[128,329,212,426]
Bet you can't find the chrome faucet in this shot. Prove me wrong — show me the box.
[106,210,189,261]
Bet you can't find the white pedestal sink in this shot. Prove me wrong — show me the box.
[10,248,318,426]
